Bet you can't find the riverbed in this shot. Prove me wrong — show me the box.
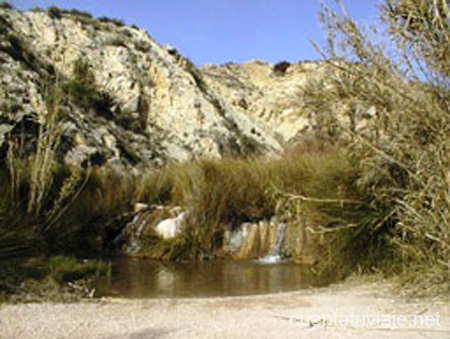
[1,280,448,338]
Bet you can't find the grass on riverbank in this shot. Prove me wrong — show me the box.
[0,255,110,302]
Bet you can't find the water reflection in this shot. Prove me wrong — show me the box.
[98,257,322,298]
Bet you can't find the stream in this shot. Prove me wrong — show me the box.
[97,256,325,298]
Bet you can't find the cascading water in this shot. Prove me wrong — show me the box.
[273,222,287,255]
[114,211,154,254]
[255,222,287,264]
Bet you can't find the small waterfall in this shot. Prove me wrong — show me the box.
[273,222,287,255]
[255,222,287,264]
[115,211,153,254]
[129,213,153,253]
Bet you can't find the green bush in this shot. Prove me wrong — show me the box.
[68,9,93,19]
[62,58,114,118]
[47,6,62,19]
[0,1,13,10]
[98,16,124,26]
[47,255,109,283]
[30,7,43,13]
[0,256,110,301]
[273,61,291,74]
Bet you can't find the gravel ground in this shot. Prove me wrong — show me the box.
[1,281,449,338]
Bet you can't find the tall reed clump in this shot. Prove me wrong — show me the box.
[0,77,86,259]
[301,0,449,293]
[51,167,136,254]
[28,81,63,217]
[0,51,134,261]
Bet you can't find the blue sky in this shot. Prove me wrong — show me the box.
[9,1,383,65]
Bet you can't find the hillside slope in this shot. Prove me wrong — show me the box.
[0,7,333,171]
[200,60,333,145]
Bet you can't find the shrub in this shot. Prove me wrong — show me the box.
[0,78,89,261]
[2,33,45,72]
[47,255,109,283]
[68,9,93,19]
[47,6,62,19]
[273,61,291,74]
[108,37,127,48]
[62,58,114,118]
[98,16,125,26]
[0,1,13,10]
[0,256,110,301]
[135,40,151,53]
[302,0,450,294]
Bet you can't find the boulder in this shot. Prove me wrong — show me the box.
[154,212,187,239]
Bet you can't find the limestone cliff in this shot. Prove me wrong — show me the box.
[200,60,333,146]
[0,7,333,171]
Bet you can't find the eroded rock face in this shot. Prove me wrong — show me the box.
[221,218,289,259]
[0,8,283,171]
[1,8,366,172]
[200,60,332,146]
[200,60,378,150]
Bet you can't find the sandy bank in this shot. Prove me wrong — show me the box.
[1,281,449,338]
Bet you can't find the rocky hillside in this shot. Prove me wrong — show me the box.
[0,7,332,172]
[201,60,334,145]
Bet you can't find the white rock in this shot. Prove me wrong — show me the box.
[155,212,187,239]
[133,203,150,213]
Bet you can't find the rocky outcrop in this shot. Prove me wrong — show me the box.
[200,60,333,146]
[115,203,316,261]
[0,8,362,172]
[115,204,184,255]
[0,7,353,173]
[154,212,187,240]
[0,8,283,171]
[220,218,283,259]
[200,60,379,151]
